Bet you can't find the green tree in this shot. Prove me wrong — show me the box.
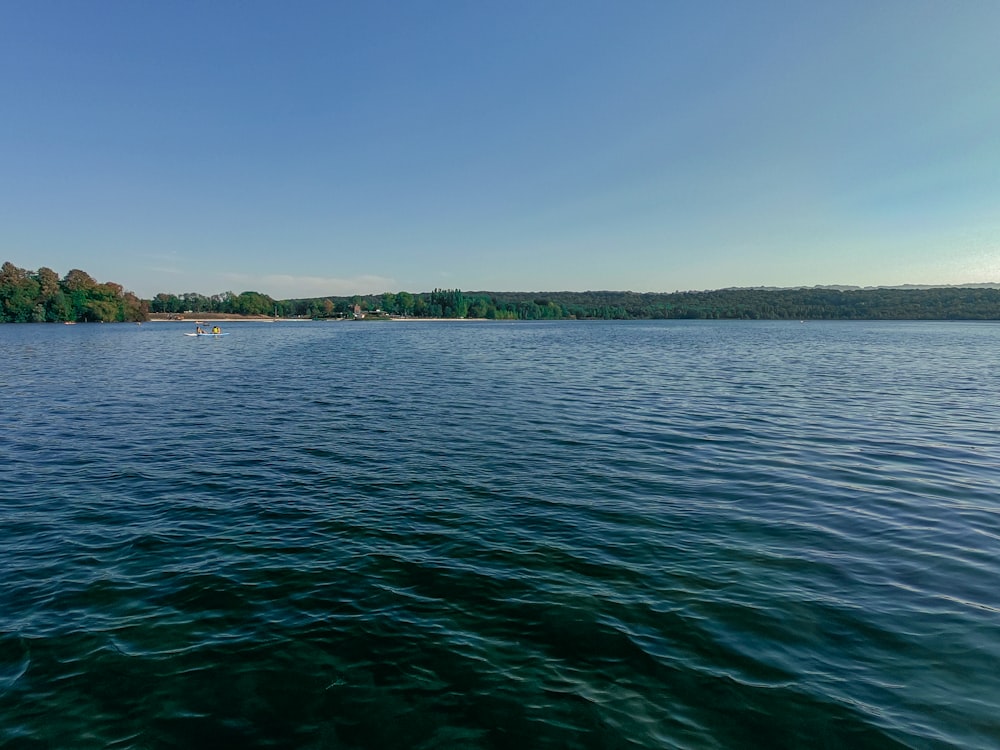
[34,267,68,321]
[1,262,40,322]
[61,269,98,321]
[396,291,414,316]
[380,292,396,314]
[232,291,275,316]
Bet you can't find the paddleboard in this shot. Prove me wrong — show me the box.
[184,332,230,336]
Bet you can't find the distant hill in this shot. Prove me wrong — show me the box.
[708,283,1000,292]
[144,284,1000,321]
[800,283,1000,291]
[260,285,1000,321]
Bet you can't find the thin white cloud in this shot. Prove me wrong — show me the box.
[219,273,398,298]
[149,266,184,276]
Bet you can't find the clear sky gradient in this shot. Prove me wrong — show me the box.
[3,1,999,299]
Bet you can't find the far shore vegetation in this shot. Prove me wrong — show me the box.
[3,261,1000,324]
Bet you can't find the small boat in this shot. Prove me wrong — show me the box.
[184,332,230,337]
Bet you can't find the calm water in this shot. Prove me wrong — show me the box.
[1,319,998,749]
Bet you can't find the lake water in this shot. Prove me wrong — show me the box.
[1,319,998,749]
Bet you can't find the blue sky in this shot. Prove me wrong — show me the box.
[2,1,999,299]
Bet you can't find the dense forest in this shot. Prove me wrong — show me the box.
[4,260,1000,323]
[154,285,1000,321]
[0,262,147,322]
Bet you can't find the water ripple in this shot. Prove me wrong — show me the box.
[2,320,999,748]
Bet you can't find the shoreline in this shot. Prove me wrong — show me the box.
[147,315,490,323]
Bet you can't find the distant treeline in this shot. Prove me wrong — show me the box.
[283,287,1000,320]
[152,285,1000,320]
[0,262,147,323]
[469,287,1000,320]
[5,260,1000,323]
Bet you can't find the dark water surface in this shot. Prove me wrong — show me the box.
[2,320,998,749]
